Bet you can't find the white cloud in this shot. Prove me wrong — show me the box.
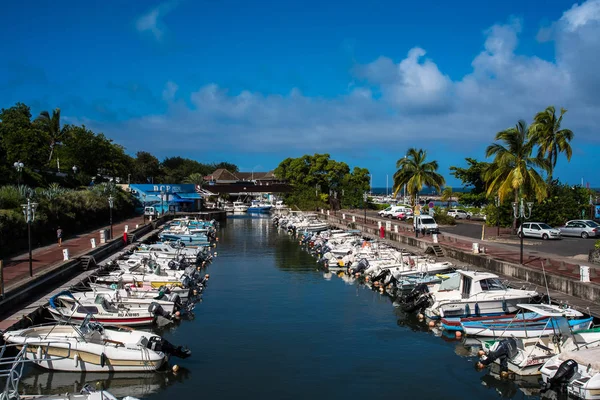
[93,0,600,162]
[135,1,178,41]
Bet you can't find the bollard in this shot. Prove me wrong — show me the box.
[342,214,346,220]
[580,265,590,282]
[472,243,479,254]
[432,233,438,244]
[321,209,324,214]
[62,249,70,261]
[386,221,392,230]
[90,238,97,249]
[352,216,356,223]
[327,210,330,216]
[394,225,399,233]
[135,224,139,229]
[124,225,129,233]
[377,221,382,229]
[99,230,106,244]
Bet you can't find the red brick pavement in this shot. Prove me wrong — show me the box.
[1,216,145,293]
[337,211,600,285]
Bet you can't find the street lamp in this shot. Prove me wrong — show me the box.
[21,198,38,277]
[513,198,533,264]
[14,161,24,185]
[142,193,147,224]
[363,192,368,223]
[160,189,165,217]
[495,195,500,237]
[108,195,114,240]
[72,165,78,174]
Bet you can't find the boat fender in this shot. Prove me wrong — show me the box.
[74,353,79,367]
[465,304,471,317]
[543,359,578,390]
[36,346,42,360]
[100,352,107,368]
[474,303,480,316]
[502,300,508,313]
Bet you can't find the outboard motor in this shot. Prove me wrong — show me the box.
[146,336,192,359]
[148,301,172,319]
[542,359,578,391]
[164,293,182,309]
[479,338,519,372]
[350,258,369,275]
[371,268,389,282]
[399,283,432,313]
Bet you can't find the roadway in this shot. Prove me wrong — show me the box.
[351,209,597,259]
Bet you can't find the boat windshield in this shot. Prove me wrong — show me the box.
[479,278,507,291]
[95,294,119,313]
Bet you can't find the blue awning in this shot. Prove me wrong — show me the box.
[176,192,202,199]
[170,198,194,203]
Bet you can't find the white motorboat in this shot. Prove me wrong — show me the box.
[421,270,539,319]
[478,304,600,376]
[233,201,249,212]
[540,346,600,399]
[46,291,177,327]
[0,342,141,400]
[2,319,190,372]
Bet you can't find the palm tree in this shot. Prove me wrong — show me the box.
[441,186,454,209]
[35,108,64,164]
[392,148,445,205]
[184,173,205,187]
[530,106,574,182]
[484,120,549,232]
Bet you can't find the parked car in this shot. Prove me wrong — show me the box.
[447,209,471,219]
[378,206,404,218]
[559,220,600,239]
[392,208,414,220]
[414,215,439,234]
[518,222,561,240]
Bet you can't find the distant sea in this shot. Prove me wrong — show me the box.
[371,187,470,196]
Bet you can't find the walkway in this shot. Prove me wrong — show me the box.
[0,215,145,294]
[338,210,599,284]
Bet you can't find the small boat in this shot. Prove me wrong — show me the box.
[247,200,272,213]
[0,341,141,400]
[540,347,600,399]
[461,313,593,338]
[2,317,191,372]
[46,291,177,327]
[233,201,248,212]
[478,304,600,376]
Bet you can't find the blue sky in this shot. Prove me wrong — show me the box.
[2,0,600,187]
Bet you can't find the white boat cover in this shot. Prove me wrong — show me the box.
[517,303,583,318]
[558,346,600,370]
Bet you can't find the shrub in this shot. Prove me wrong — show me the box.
[435,213,457,226]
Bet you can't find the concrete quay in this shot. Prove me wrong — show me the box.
[321,211,600,318]
[0,216,170,331]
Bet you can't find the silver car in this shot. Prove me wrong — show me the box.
[559,220,600,239]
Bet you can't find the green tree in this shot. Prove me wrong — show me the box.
[184,173,205,186]
[530,106,574,182]
[449,158,491,207]
[0,103,50,171]
[35,108,65,164]
[211,162,239,173]
[484,120,549,231]
[132,151,161,183]
[392,148,445,205]
[441,186,454,208]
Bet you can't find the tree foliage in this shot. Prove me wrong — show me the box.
[274,154,370,210]
[449,158,491,207]
[392,148,445,204]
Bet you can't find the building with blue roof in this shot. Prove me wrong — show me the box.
[129,183,205,214]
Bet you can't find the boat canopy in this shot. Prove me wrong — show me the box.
[49,290,74,309]
[517,303,584,317]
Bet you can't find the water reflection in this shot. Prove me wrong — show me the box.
[19,367,190,398]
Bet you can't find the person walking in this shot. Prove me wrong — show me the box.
[57,226,63,247]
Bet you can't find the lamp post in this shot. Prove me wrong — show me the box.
[21,198,38,277]
[495,195,500,237]
[333,191,337,215]
[161,189,165,217]
[108,195,114,240]
[513,198,533,264]
[14,161,24,185]
[315,184,320,211]
[142,193,147,225]
[363,192,368,223]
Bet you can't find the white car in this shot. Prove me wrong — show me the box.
[447,209,471,219]
[518,222,562,240]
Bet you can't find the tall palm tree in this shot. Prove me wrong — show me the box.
[441,186,454,209]
[530,106,574,182]
[392,148,445,205]
[484,120,549,232]
[36,108,64,164]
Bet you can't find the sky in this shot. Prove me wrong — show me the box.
[1,0,599,188]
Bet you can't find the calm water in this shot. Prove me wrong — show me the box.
[19,216,541,399]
